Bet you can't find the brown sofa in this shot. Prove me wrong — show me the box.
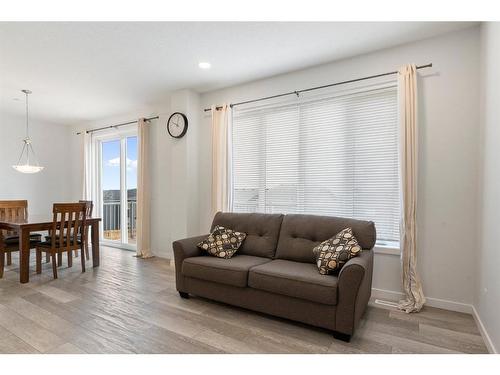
[173,212,376,341]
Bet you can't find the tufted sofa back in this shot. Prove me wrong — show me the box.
[211,212,284,258]
[211,212,376,262]
[275,214,376,263]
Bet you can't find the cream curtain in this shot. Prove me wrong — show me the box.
[136,118,153,258]
[82,132,92,200]
[398,64,425,313]
[211,104,233,215]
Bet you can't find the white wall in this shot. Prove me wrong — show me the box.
[63,26,486,318]
[0,111,74,215]
[476,22,500,353]
[150,90,200,258]
[41,23,497,348]
[198,26,481,309]
[70,91,200,259]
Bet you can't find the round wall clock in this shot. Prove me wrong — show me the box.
[167,112,188,138]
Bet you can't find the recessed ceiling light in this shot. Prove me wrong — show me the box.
[198,62,211,70]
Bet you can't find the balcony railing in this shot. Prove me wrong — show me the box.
[103,200,136,243]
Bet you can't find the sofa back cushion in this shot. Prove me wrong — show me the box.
[211,212,284,259]
[275,214,376,263]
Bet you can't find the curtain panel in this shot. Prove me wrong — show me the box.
[136,118,153,258]
[211,104,233,215]
[397,64,425,313]
[82,132,92,201]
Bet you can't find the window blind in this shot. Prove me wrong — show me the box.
[232,85,400,245]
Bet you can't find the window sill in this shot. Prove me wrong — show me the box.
[373,244,400,256]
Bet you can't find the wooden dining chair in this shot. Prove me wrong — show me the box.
[45,200,93,264]
[0,200,41,278]
[36,203,87,279]
[79,200,93,260]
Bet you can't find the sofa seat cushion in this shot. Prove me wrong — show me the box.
[182,255,272,288]
[248,259,338,305]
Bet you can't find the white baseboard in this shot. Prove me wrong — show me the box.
[472,305,498,354]
[371,287,473,313]
[371,287,404,303]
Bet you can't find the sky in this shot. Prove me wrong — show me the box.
[102,137,137,191]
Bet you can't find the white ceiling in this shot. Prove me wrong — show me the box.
[0,22,475,125]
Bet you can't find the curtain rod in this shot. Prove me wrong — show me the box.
[204,63,432,112]
[76,115,159,135]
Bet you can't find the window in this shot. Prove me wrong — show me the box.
[232,84,400,246]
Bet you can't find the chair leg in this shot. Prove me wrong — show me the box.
[85,241,90,261]
[46,253,50,263]
[6,252,11,266]
[0,250,4,279]
[36,249,42,274]
[57,252,63,267]
[80,245,86,273]
[67,250,73,268]
[51,252,58,279]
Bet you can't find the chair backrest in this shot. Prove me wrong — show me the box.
[0,200,29,237]
[49,203,87,250]
[78,200,94,218]
[0,200,28,221]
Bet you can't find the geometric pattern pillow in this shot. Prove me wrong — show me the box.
[312,227,362,275]
[197,225,247,259]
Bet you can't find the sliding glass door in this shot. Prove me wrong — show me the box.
[97,129,138,250]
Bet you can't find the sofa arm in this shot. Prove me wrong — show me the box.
[172,234,208,292]
[335,250,374,336]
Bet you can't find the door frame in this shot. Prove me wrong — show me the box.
[92,125,138,251]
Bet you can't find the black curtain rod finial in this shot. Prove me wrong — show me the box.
[204,105,224,113]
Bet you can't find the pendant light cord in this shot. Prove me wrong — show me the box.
[25,90,29,139]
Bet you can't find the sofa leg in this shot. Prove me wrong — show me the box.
[179,292,190,299]
[333,331,351,342]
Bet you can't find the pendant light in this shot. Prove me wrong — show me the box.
[12,89,44,174]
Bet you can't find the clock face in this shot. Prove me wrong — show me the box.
[167,112,188,138]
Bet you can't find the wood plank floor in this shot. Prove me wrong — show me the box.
[0,247,489,354]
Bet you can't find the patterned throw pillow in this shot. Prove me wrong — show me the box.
[313,227,362,275]
[197,225,247,259]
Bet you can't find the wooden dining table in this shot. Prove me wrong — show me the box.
[0,214,101,283]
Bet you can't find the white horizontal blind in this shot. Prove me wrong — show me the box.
[232,85,400,244]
